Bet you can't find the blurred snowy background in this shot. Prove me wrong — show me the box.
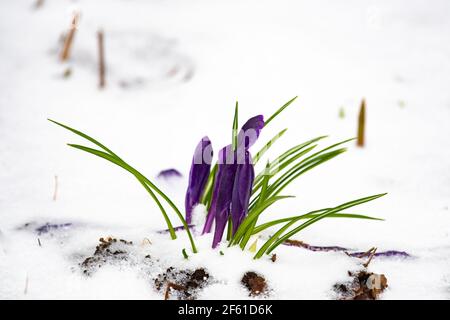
[1,0,450,299]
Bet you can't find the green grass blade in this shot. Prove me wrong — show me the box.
[252,144,318,195]
[266,148,347,198]
[200,163,217,208]
[251,212,383,235]
[67,144,177,240]
[265,96,298,127]
[230,195,294,246]
[48,119,121,159]
[49,119,199,251]
[254,193,387,258]
[254,216,302,259]
[226,216,233,241]
[232,101,239,150]
[239,162,271,249]
[253,128,287,164]
[67,143,198,253]
[252,136,327,193]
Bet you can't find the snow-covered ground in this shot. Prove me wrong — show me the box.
[1,0,450,299]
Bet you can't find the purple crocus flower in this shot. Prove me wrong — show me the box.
[185,137,213,224]
[202,115,264,248]
[237,115,264,149]
[202,145,236,237]
[231,151,254,235]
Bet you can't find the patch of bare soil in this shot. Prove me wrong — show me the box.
[334,270,388,300]
[154,267,210,300]
[241,271,268,296]
[80,237,211,299]
[81,237,152,275]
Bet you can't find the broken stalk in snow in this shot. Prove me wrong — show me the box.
[357,98,366,147]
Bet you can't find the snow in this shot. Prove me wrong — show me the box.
[1,0,450,299]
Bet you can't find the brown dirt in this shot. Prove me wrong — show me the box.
[241,271,268,296]
[81,237,141,275]
[334,270,388,300]
[80,237,210,299]
[154,267,210,300]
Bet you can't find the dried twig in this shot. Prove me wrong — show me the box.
[363,247,377,268]
[357,98,366,147]
[60,12,79,61]
[350,246,376,259]
[97,30,106,88]
[164,282,186,300]
[284,240,410,259]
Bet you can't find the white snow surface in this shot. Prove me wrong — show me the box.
[1,0,450,299]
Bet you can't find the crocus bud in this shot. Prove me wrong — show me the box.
[237,115,264,150]
[231,151,254,235]
[185,137,212,224]
[202,145,236,233]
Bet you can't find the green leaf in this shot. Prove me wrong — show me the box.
[251,211,383,235]
[49,119,198,253]
[226,216,233,242]
[231,195,294,246]
[265,96,298,127]
[251,136,327,200]
[238,162,271,250]
[254,193,387,258]
[253,128,288,165]
[200,163,217,208]
[49,119,120,159]
[267,148,347,199]
[67,144,177,240]
[232,101,239,150]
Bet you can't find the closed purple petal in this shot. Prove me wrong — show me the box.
[185,137,213,224]
[202,146,238,248]
[202,145,235,234]
[211,161,237,247]
[231,151,254,234]
[237,115,264,149]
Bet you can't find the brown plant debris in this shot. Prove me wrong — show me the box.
[334,270,388,300]
[357,98,366,147]
[284,239,348,252]
[284,239,411,259]
[363,247,377,268]
[60,12,79,61]
[241,271,267,296]
[62,68,72,78]
[81,237,142,275]
[97,30,106,88]
[154,267,210,300]
[271,254,277,262]
[164,282,187,300]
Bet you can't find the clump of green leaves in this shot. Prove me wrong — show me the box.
[199,97,384,258]
[48,119,198,253]
[50,96,385,259]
